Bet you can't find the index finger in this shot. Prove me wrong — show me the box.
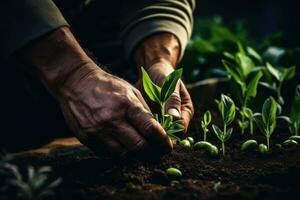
[126,105,173,154]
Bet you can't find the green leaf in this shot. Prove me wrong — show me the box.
[161,68,182,102]
[236,53,255,78]
[203,110,212,125]
[244,107,254,119]
[141,67,161,103]
[223,52,235,60]
[290,85,300,126]
[212,124,223,141]
[245,71,263,102]
[192,38,216,53]
[237,42,246,55]
[224,128,233,142]
[266,62,281,81]
[222,60,244,86]
[282,66,296,81]
[262,97,277,135]
[218,94,236,125]
[247,46,263,63]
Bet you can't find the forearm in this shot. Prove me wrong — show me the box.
[133,33,180,70]
[20,26,97,95]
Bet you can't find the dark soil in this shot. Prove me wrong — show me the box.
[10,107,300,200]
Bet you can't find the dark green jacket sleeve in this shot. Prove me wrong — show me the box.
[120,0,195,61]
[0,0,68,58]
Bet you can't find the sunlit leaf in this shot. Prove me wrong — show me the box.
[266,62,281,81]
[161,68,182,102]
[141,67,161,103]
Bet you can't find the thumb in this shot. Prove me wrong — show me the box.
[165,83,181,120]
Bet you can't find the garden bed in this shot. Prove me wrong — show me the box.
[11,106,300,200]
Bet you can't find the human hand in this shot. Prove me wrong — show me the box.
[56,63,173,157]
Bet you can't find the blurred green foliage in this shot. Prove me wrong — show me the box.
[181,16,300,83]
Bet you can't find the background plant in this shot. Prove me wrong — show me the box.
[141,67,184,141]
[222,43,263,135]
[0,151,61,200]
[288,85,300,136]
[261,62,296,105]
[212,94,236,155]
[201,110,212,141]
[254,97,278,151]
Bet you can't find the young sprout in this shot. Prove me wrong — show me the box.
[141,67,184,141]
[262,62,296,105]
[289,85,300,136]
[213,181,222,192]
[212,94,236,155]
[1,164,62,200]
[254,97,278,151]
[223,43,263,135]
[201,110,212,141]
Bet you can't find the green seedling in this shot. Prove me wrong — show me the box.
[141,67,184,141]
[1,164,62,200]
[166,167,182,179]
[212,94,236,155]
[254,97,278,151]
[213,181,222,192]
[289,85,300,136]
[179,139,191,148]
[223,43,263,135]
[262,62,296,105]
[194,141,219,156]
[201,110,212,141]
[241,139,258,151]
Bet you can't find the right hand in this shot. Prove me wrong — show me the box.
[55,63,173,157]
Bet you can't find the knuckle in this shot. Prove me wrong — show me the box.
[94,108,115,123]
[167,94,181,107]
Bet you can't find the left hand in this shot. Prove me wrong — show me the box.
[135,61,194,132]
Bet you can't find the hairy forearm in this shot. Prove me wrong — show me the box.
[133,33,180,70]
[20,26,96,95]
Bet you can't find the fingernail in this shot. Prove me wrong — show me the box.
[167,108,180,118]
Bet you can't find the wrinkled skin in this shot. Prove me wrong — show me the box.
[57,63,172,157]
[22,27,193,157]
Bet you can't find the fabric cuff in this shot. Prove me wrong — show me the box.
[123,19,189,62]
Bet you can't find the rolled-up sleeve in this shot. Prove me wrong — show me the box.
[120,0,195,61]
[0,0,68,58]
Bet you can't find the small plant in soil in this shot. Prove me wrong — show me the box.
[141,67,184,141]
[262,62,296,105]
[254,96,279,151]
[0,151,62,200]
[223,43,263,135]
[288,85,300,136]
[201,110,212,141]
[212,94,236,155]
